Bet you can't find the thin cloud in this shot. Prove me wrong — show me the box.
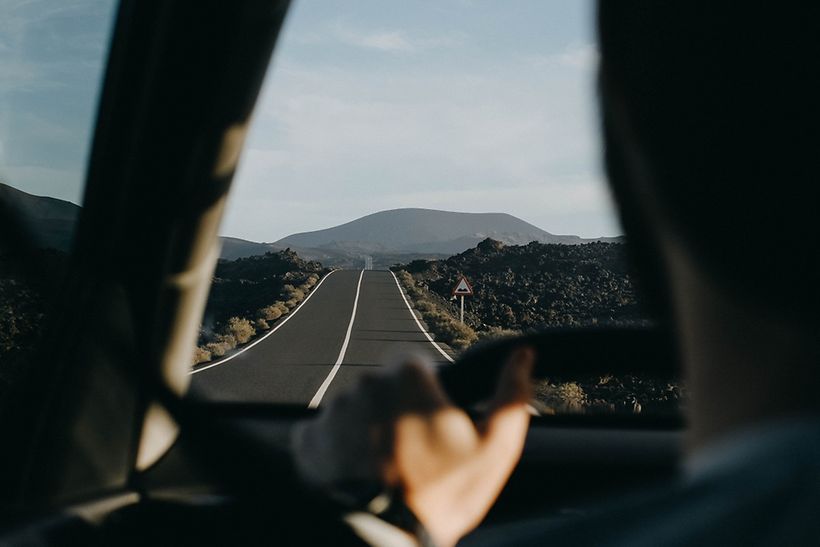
[324,22,465,53]
[344,29,415,52]
[0,60,43,91]
[244,58,598,189]
[223,45,614,242]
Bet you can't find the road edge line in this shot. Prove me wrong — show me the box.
[389,270,455,363]
[190,269,338,375]
[307,269,365,408]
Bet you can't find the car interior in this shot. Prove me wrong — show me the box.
[0,1,683,544]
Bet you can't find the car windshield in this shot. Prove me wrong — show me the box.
[0,0,116,405]
[188,0,683,418]
[0,0,683,420]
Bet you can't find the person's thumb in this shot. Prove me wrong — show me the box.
[479,347,535,463]
[492,346,535,409]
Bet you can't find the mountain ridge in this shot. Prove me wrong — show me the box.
[0,185,622,266]
[0,182,80,252]
[273,208,622,263]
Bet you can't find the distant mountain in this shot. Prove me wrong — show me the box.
[0,183,80,252]
[275,208,621,258]
[0,185,271,261]
[219,237,279,261]
[0,188,622,266]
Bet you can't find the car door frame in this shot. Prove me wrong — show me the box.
[5,0,291,516]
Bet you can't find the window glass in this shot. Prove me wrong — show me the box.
[0,0,116,401]
[191,1,681,417]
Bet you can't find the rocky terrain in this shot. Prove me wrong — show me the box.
[0,250,67,403]
[0,243,329,371]
[394,239,682,416]
[204,249,325,325]
[534,374,684,419]
[399,238,650,332]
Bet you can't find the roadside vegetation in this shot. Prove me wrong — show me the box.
[0,246,328,371]
[392,238,648,351]
[534,374,684,418]
[393,238,683,416]
[194,249,327,365]
[394,270,479,350]
[398,238,649,332]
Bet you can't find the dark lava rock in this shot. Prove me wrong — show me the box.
[397,239,652,331]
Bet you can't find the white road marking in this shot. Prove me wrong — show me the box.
[190,269,338,375]
[307,269,365,408]
[389,270,455,363]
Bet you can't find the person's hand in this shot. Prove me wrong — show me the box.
[292,348,535,547]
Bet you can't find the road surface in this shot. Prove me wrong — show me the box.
[190,269,453,407]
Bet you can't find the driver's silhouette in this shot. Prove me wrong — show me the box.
[293,3,820,545]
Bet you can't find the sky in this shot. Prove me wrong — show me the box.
[0,0,115,206]
[0,0,622,242]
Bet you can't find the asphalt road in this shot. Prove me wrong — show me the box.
[189,269,453,407]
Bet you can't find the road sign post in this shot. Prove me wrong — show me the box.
[451,275,473,324]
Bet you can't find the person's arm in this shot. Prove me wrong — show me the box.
[292,348,535,547]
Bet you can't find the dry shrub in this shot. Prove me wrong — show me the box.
[198,317,256,361]
[477,326,521,342]
[394,270,478,350]
[283,284,305,308]
[298,274,320,294]
[535,381,588,414]
[226,317,255,344]
[214,333,237,347]
[415,300,435,313]
[259,305,281,321]
[203,332,238,358]
[205,340,232,357]
[193,346,212,365]
[192,271,324,368]
[259,301,289,321]
[425,311,478,349]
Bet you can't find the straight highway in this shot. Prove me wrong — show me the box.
[189,269,453,407]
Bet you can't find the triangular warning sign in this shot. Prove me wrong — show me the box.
[452,276,473,296]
